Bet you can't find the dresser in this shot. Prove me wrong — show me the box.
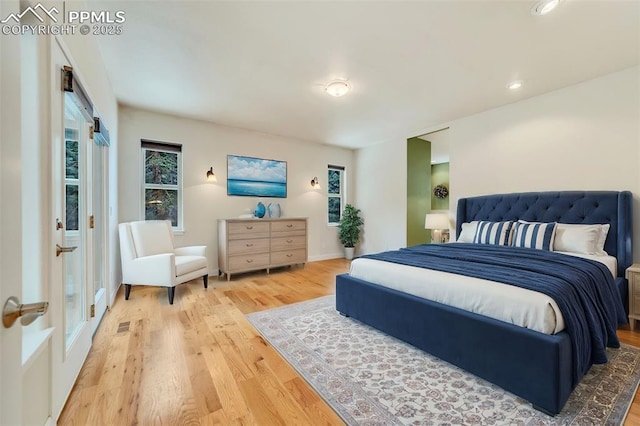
[626,264,640,331]
[218,218,308,281]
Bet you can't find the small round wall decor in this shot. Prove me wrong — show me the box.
[433,184,449,199]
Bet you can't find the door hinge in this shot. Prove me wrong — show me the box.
[90,304,95,318]
[62,66,74,92]
[89,125,94,139]
[89,215,95,229]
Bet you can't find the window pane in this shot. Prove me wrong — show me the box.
[328,197,341,223]
[145,189,178,226]
[65,138,79,179]
[145,150,178,185]
[65,184,79,231]
[328,169,341,194]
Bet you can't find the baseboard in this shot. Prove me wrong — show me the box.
[110,282,120,305]
[308,253,345,262]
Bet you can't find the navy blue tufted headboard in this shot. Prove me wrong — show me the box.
[456,191,633,278]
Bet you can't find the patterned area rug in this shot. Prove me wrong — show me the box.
[247,295,640,425]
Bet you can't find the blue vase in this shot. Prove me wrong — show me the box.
[268,203,281,218]
[254,202,266,218]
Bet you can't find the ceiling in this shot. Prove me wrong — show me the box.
[90,1,640,149]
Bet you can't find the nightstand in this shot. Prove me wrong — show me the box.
[626,264,640,331]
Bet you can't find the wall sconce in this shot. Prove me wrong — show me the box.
[206,167,217,182]
[425,213,450,243]
[310,176,320,189]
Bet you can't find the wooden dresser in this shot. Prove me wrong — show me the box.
[217,218,308,280]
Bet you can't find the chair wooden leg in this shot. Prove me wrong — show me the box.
[125,284,131,300]
[203,275,208,289]
[168,287,175,304]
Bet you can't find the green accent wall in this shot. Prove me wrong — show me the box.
[431,162,450,211]
[406,138,431,246]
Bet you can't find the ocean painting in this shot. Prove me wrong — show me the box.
[227,155,287,198]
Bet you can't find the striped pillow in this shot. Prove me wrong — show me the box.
[511,221,557,251]
[473,221,514,246]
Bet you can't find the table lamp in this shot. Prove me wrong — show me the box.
[425,213,450,243]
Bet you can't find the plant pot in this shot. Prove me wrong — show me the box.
[344,247,355,260]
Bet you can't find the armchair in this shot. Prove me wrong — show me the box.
[119,220,208,304]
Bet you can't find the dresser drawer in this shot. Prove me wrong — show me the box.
[632,274,640,294]
[228,238,269,255]
[271,235,306,251]
[633,295,640,316]
[228,221,270,239]
[271,220,306,235]
[228,253,270,271]
[271,249,306,266]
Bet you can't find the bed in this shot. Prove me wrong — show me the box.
[335,191,633,415]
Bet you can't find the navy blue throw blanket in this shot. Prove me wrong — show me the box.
[362,243,627,386]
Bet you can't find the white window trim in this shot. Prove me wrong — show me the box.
[328,165,345,226]
[141,145,184,231]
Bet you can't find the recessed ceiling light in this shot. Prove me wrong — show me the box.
[531,0,560,16]
[507,80,524,90]
[325,80,350,97]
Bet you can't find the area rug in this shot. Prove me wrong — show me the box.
[247,295,640,425]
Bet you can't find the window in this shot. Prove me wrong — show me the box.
[141,140,182,228]
[65,129,80,231]
[328,165,345,225]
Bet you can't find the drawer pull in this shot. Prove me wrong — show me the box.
[286,254,293,258]
[286,224,293,228]
[246,225,253,230]
[246,259,253,263]
[246,243,254,247]
[286,239,293,243]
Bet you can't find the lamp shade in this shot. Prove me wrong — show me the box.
[425,213,449,230]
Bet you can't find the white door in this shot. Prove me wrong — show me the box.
[90,140,108,334]
[1,2,53,424]
[1,2,24,422]
[50,39,94,419]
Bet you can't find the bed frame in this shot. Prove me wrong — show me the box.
[336,191,632,415]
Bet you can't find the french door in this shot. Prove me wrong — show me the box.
[50,38,108,418]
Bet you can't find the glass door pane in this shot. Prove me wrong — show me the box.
[63,92,89,349]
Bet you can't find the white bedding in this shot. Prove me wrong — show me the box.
[349,252,617,335]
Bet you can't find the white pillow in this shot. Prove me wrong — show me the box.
[457,221,478,243]
[554,223,610,256]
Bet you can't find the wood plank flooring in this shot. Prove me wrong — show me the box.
[59,259,640,425]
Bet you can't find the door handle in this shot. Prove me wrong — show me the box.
[3,296,49,328]
[56,244,77,257]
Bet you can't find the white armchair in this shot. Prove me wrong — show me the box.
[119,220,208,304]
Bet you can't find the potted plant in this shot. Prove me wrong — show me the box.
[338,204,364,260]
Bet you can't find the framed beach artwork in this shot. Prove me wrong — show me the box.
[227,155,287,198]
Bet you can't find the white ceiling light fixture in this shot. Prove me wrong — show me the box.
[507,80,524,90]
[531,0,561,16]
[325,80,350,97]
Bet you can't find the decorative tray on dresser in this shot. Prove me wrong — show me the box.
[217,218,308,281]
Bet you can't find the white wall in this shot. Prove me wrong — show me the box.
[356,67,640,262]
[354,138,407,255]
[118,106,354,274]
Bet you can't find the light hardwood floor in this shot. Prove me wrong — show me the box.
[59,259,640,425]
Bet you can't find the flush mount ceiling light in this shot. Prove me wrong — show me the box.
[325,80,350,97]
[507,80,524,90]
[531,0,560,15]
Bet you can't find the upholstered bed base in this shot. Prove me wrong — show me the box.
[335,191,632,415]
[336,274,572,415]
